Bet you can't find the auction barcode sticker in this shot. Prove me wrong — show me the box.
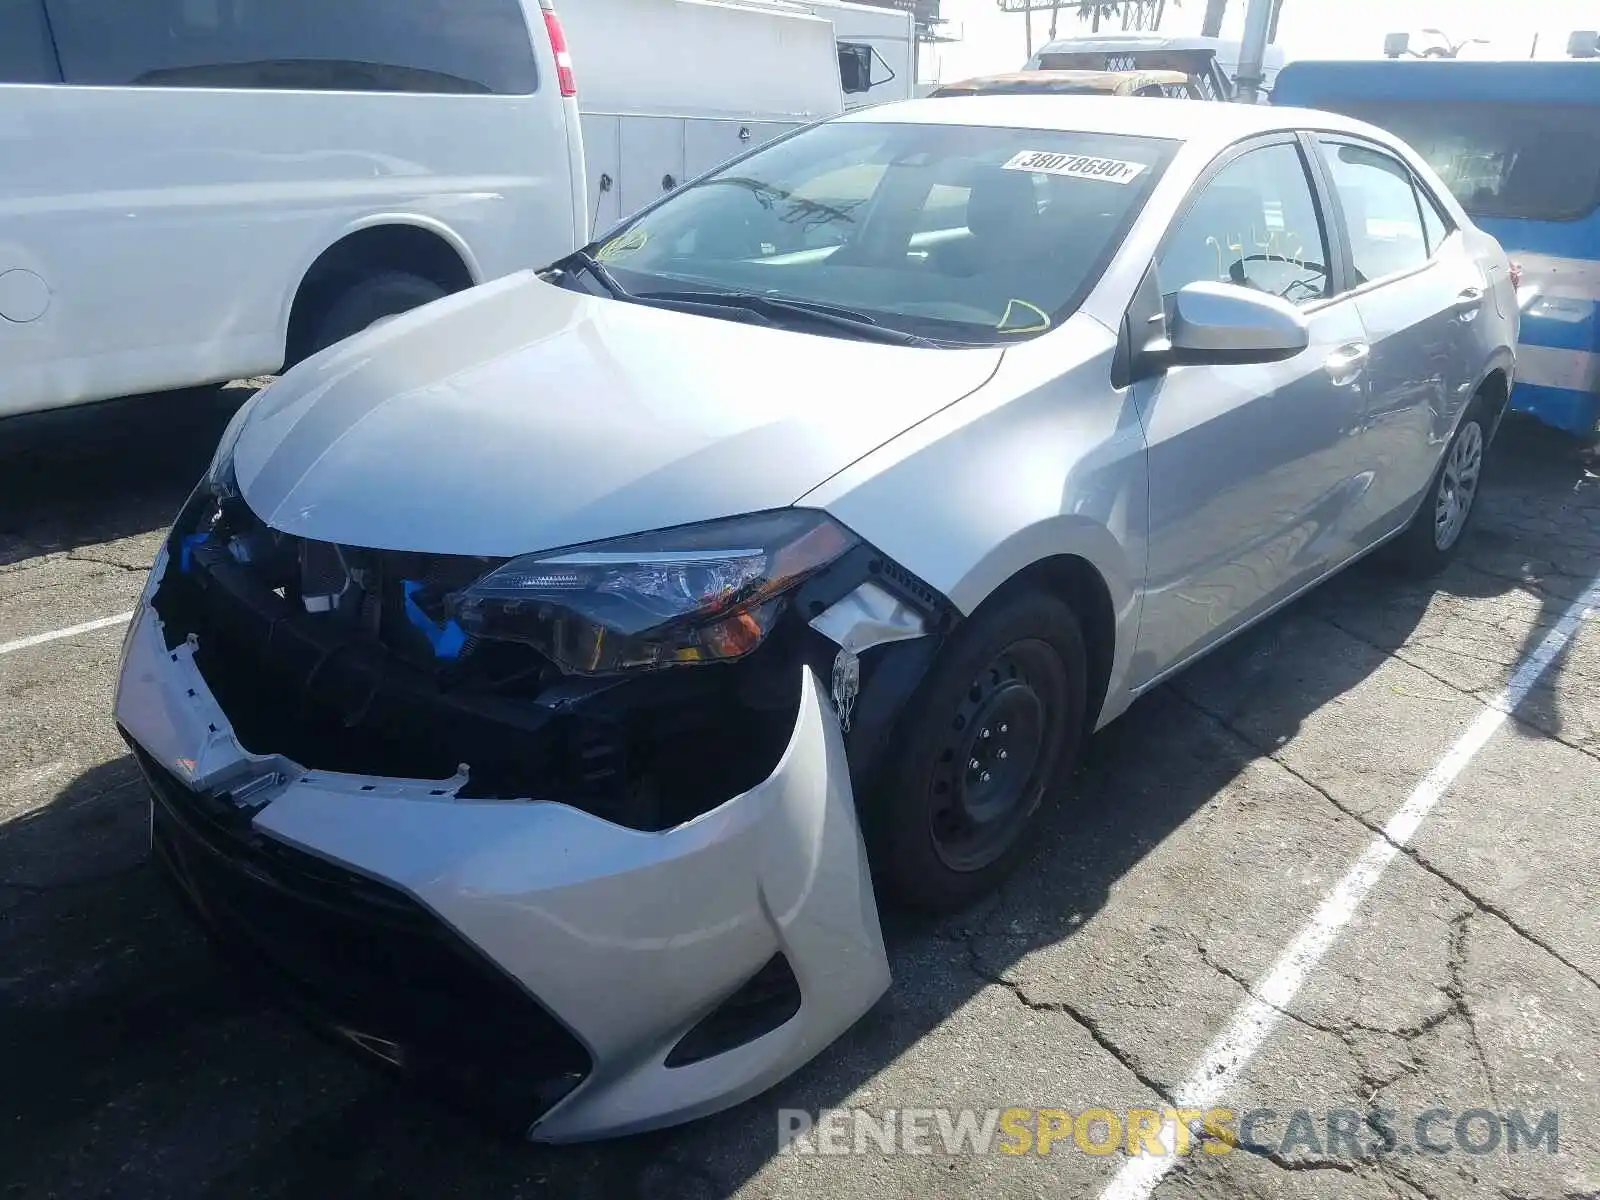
[1001,150,1148,184]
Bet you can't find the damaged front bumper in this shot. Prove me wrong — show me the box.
[114,545,892,1141]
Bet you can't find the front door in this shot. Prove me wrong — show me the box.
[1131,136,1372,687]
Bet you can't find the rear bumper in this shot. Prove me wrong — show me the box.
[115,552,891,1141]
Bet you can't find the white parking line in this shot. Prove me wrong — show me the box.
[0,612,132,657]
[1102,575,1600,1200]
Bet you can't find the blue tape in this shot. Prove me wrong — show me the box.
[402,580,467,660]
[178,533,209,574]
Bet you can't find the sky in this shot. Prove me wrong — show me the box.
[923,0,1600,81]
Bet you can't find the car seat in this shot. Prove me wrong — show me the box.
[927,167,1044,277]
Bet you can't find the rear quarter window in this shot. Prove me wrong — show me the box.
[45,0,539,94]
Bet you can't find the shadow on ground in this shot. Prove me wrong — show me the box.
[0,413,1591,1199]
[0,385,255,565]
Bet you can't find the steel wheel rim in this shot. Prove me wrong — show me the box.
[927,638,1067,874]
[1434,420,1483,551]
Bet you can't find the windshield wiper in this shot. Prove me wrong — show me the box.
[635,289,936,346]
[553,249,630,299]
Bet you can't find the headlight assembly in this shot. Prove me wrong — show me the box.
[448,510,858,675]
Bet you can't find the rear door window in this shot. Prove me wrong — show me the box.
[0,0,59,83]
[1315,141,1430,285]
[46,0,538,93]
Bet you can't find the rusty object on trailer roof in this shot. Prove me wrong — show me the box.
[929,69,1206,99]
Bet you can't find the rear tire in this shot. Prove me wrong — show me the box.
[868,588,1087,913]
[1384,395,1491,578]
[307,271,448,358]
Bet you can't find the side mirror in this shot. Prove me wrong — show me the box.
[1167,281,1310,366]
[1568,30,1600,58]
[1382,31,1411,58]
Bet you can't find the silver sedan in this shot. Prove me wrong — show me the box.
[115,97,1517,1141]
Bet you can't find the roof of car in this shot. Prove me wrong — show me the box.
[838,94,1391,154]
[930,69,1193,96]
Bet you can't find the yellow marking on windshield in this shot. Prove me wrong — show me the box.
[996,298,1052,334]
[597,228,649,260]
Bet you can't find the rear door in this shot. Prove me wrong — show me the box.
[1133,136,1373,684]
[1310,135,1484,535]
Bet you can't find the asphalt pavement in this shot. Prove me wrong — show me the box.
[2,389,1596,1200]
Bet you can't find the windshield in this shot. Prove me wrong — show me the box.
[585,121,1175,345]
[1314,100,1600,223]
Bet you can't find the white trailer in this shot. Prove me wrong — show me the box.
[560,0,845,234]
[777,0,917,108]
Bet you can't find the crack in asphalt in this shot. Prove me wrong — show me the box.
[64,552,151,574]
[1444,912,1501,1113]
[960,936,1359,1177]
[961,939,1178,1105]
[1172,687,1600,997]
[1191,938,1457,1047]
[1313,609,1600,768]
[1384,1169,1452,1200]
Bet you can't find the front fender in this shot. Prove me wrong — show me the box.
[805,324,1147,729]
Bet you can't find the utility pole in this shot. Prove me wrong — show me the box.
[1233,0,1273,102]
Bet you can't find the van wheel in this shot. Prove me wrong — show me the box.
[869,589,1087,913]
[1384,395,1491,577]
[308,271,448,357]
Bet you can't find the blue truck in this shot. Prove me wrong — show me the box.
[1273,59,1600,437]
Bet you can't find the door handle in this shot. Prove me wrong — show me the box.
[1454,287,1484,322]
[1324,341,1370,387]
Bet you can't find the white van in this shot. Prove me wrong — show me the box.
[563,0,845,234]
[0,0,587,420]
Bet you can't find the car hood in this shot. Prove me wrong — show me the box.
[233,272,1003,557]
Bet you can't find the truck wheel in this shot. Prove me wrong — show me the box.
[869,588,1087,913]
[308,271,448,357]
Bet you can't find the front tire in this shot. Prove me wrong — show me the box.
[869,589,1088,913]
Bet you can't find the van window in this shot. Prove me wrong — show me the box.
[838,43,873,95]
[45,0,538,94]
[1312,100,1600,222]
[0,0,59,83]
[1315,141,1429,284]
